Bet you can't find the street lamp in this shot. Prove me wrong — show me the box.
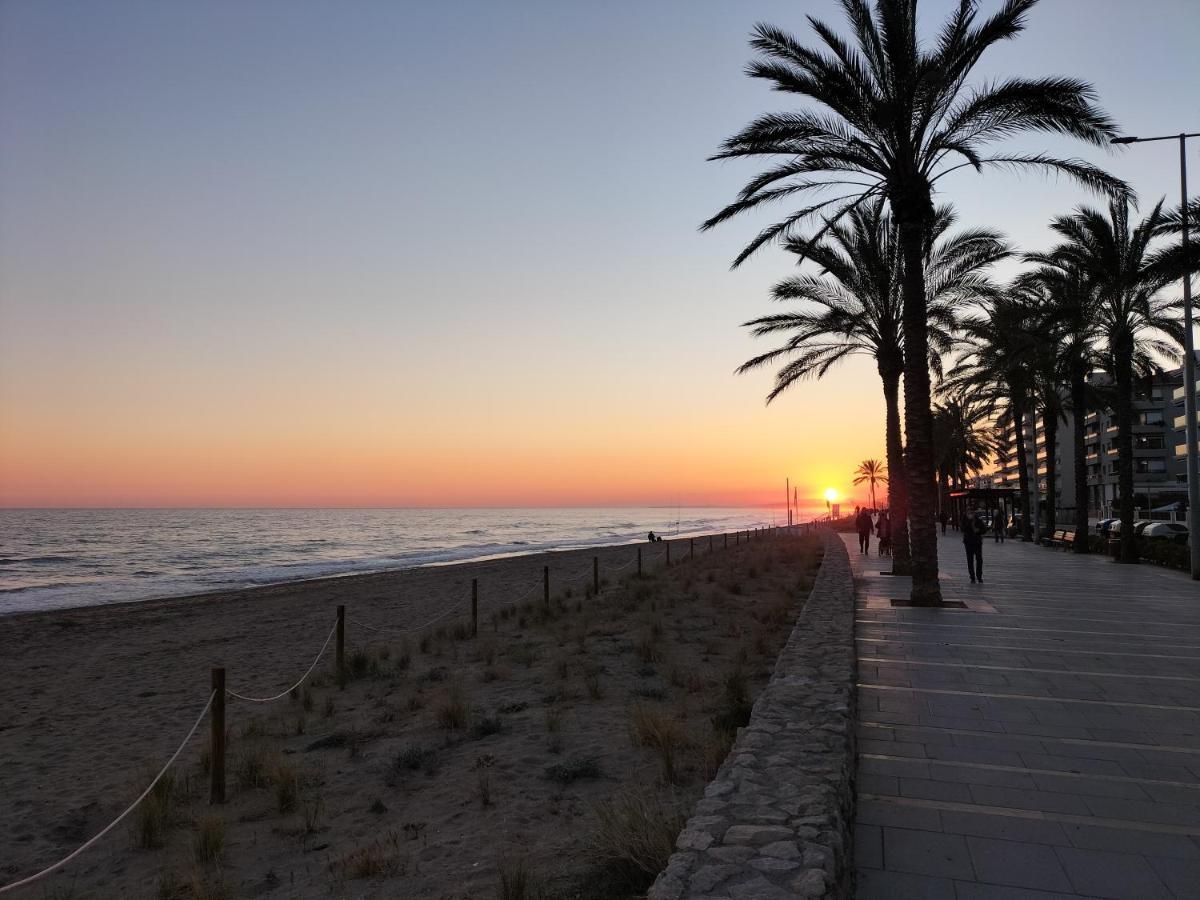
[1112,131,1200,578]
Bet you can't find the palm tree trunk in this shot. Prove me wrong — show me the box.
[1042,405,1058,533]
[1012,394,1034,542]
[1115,331,1138,563]
[882,371,911,574]
[898,215,942,605]
[1071,362,1089,553]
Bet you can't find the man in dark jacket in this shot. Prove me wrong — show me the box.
[856,507,872,554]
[963,508,984,583]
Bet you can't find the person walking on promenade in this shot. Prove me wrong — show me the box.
[939,509,948,535]
[856,507,872,554]
[876,510,891,557]
[963,507,984,583]
[992,511,1005,544]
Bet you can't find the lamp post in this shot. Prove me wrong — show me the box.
[1112,131,1200,578]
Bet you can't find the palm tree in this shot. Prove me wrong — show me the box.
[703,0,1125,605]
[947,296,1042,541]
[854,459,888,509]
[1044,200,1183,562]
[737,200,1008,574]
[932,394,997,494]
[1019,255,1102,551]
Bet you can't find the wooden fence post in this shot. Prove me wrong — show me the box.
[724,533,728,549]
[210,667,225,804]
[593,556,599,595]
[709,535,713,553]
[471,579,479,638]
[689,538,694,559]
[336,605,345,689]
[637,546,642,577]
[665,541,671,567]
[543,565,550,609]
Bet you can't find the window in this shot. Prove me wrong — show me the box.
[1141,411,1165,426]
[1134,458,1167,474]
[1135,434,1165,450]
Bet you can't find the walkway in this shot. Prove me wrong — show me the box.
[849,530,1200,900]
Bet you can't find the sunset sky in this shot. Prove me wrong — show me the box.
[2,0,1198,508]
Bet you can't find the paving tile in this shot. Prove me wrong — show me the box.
[1062,822,1200,859]
[967,784,1092,816]
[898,776,974,803]
[882,827,974,879]
[938,811,1071,847]
[856,867,956,900]
[856,798,943,831]
[1145,854,1200,898]
[1054,846,1172,899]
[855,823,883,869]
[952,884,1104,900]
[965,836,1073,892]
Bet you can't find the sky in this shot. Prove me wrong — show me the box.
[1,0,1198,509]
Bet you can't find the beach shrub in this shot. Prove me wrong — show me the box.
[136,772,177,849]
[711,667,752,733]
[271,760,300,814]
[630,704,689,783]
[435,683,471,730]
[588,788,687,892]
[192,815,225,864]
[498,857,548,900]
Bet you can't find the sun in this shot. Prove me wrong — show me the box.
[823,487,838,503]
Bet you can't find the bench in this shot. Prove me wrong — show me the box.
[1043,528,1068,547]
[1046,529,1078,549]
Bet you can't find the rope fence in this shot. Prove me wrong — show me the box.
[226,617,339,703]
[0,520,814,894]
[0,690,217,896]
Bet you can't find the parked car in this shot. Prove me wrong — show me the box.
[1097,518,1118,536]
[1142,522,1189,545]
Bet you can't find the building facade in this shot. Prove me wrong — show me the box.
[988,369,1186,521]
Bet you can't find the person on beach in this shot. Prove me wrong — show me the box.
[647,531,657,542]
[939,509,948,535]
[855,507,872,554]
[876,510,891,557]
[963,507,984,583]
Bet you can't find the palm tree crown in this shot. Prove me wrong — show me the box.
[854,458,888,510]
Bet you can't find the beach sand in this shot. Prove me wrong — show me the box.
[0,532,820,899]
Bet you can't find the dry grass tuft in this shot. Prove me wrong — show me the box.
[588,788,687,892]
[630,704,690,783]
[435,682,472,730]
[135,771,177,849]
[497,856,547,900]
[192,815,225,864]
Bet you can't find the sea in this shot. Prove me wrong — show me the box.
[0,506,818,616]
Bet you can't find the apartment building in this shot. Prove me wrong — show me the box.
[989,369,1186,520]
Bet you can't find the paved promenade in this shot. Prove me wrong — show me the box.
[848,531,1200,900]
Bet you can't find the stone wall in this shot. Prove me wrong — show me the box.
[647,529,857,900]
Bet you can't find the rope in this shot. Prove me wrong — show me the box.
[0,691,216,896]
[226,617,338,703]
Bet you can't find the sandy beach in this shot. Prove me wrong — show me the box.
[0,530,819,899]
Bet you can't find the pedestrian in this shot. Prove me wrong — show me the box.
[963,507,984,583]
[992,511,1005,544]
[876,510,891,557]
[939,509,948,535]
[856,507,872,554]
